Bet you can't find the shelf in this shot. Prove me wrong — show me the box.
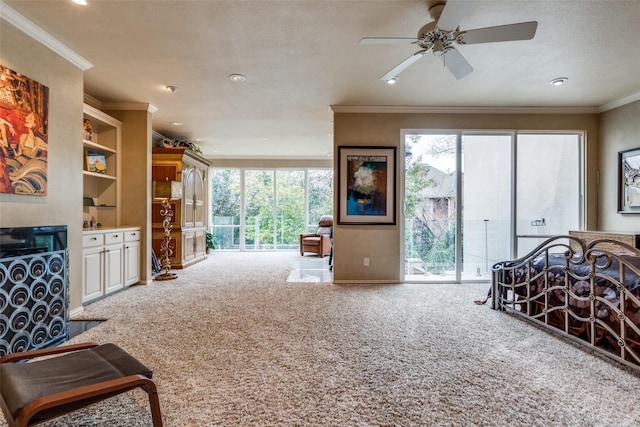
[83,139,116,154]
[83,103,122,228]
[83,170,117,180]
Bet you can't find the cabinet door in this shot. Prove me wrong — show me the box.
[124,240,140,286]
[183,165,196,228]
[193,166,206,228]
[183,231,196,263]
[104,243,124,294]
[82,246,104,303]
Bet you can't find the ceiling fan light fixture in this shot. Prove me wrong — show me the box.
[229,74,246,83]
[549,77,568,86]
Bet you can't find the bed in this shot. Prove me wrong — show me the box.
[491,232,640,370]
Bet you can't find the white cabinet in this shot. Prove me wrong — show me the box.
[124,230,141,286]
[82,227,140,304]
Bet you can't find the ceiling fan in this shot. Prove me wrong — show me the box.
[359,0,538,80]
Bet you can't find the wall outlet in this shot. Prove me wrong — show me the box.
[363,257,370,267]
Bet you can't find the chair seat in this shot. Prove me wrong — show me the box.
[0,343,153,423]
[302,236,321,244]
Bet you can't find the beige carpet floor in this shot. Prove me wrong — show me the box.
[4,251,640,426]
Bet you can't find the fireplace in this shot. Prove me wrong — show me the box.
[0,225,68,356]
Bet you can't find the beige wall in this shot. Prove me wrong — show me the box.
[0,23,85,307]
[332,111,601,282]
[600,100,640,231]
[107,108,153,282]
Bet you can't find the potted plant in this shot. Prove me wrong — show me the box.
[205,230,216,253]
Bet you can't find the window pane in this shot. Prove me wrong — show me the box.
[245,170,275,250]
[308,169,334,227]
[276,170,305,249]
[404,134,457,280]
[516,133,581,257]
[210,169,241,249]
[462,134,512,279]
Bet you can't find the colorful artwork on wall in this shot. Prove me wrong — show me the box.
[0,64,49,196]
[338,146,396,224]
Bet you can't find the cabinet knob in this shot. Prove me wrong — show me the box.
[91,237,97,241]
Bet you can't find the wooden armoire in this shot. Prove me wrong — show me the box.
[152,147,211,269]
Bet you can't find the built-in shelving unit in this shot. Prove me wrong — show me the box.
[82,104,122,228]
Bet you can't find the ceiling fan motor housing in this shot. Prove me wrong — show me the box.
[417,21,458,53]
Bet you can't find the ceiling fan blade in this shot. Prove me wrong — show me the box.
[379,50,428,81]
[359,37,417,45]
[435,48,473,80]
[458,21,538,44]
[436,0,475,31]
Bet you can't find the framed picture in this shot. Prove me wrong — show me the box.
[0,64,49,196]
[86,150,107,174]
[619,147,640,213]
[338,146,396,225]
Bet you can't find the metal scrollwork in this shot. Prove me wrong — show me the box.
[0,249,68,357]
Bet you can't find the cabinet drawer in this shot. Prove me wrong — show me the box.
[83,234,103,248]
[125,230,140,242]
[104,232,124,244]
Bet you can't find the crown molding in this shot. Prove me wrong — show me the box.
[0,0,93,71]
[102,102,159,114]
[83,94,102,109]
[598,91,640,112]
[330,105,600,115]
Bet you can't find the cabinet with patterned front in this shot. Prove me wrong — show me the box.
[152,147,210,269]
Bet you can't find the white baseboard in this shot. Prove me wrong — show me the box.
[332,280,401,285]
[69,306,84,317]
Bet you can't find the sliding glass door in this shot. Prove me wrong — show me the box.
[462,134,512,278]
[403,131,582,282]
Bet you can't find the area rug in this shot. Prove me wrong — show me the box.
[4,251,640,426]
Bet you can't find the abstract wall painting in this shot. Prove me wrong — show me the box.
[0,64,49,196]
[338,146,396,225]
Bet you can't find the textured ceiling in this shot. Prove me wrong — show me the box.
[3,0,640,159]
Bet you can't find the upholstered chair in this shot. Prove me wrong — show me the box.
[299,215,333,257]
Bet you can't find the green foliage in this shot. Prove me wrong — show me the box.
[424,222,456,272]
[205,230,216,250]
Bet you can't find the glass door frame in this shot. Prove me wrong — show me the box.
[400,129,585,283]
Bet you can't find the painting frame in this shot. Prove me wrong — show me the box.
[338,146,396,225]
[619,147,640,214]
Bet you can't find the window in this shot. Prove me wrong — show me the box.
[210,168,333,251]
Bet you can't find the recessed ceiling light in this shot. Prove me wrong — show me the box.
[72,0,88,5]
[386,77,399,85]
[549,77,568,86]
[171,122,183,126]
[229,74,246,83]
[166,85,178,93]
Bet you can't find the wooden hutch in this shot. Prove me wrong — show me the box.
[152,147,210,269]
